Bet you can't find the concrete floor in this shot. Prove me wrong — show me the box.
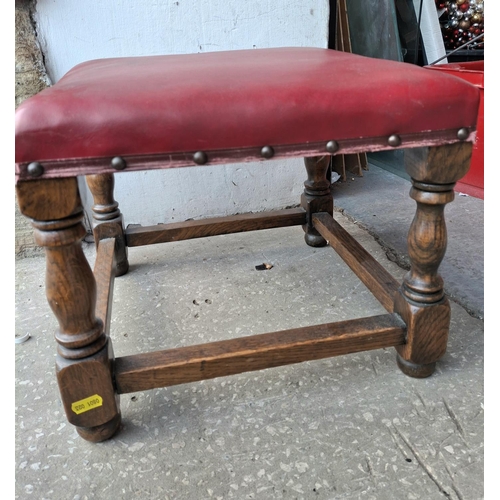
[15,166,484,499]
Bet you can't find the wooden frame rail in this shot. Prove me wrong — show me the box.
[125,207,307,247]
[114,314,406,394]
[312,212,401,313]
[107,209,407,397]
[93,238,117,335]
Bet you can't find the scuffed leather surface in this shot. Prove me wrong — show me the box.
[15,47,480,165]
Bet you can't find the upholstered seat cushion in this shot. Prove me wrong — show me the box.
[15,47,480,177]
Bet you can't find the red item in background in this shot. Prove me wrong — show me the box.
[426,61,484,199]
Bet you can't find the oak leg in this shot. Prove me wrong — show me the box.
[395,143,473,377]
[17,178,121,442]
[301,155,333,247]
[86,173,129,276]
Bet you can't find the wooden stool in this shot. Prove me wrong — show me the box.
[15,48,480,443]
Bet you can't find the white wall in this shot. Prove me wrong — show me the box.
[34,0,330,226]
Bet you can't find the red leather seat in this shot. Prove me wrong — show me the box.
[15,47,479,181]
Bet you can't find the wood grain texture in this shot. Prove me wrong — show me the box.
[93,238,116,336]
[405,142,473,184]
[33,213,105,357]
[86,173,129,276]
[114,314,406,394]
[394,146,463,376]
[125,208,306,247]
[312,212,400,312]
[56,342,121,438]
[86,173,120,219]
[16,177,80,220]
[402,186,454,303]
[394,292,450,366]
[33,214,120,438]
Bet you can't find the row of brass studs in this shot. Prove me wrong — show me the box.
[25,128,471,177]
[191,146,277,166]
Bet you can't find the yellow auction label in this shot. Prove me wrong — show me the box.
[71,394,103,415]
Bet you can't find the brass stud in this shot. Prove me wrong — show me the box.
[261,146,274,159]
[388,134,401,147]
[111,156,126,170]
[326,140,339,153]
[457,128,469,140]
[193,151,208,165]
[27,162,44,177]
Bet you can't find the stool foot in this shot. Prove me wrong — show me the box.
[397,354,436,378]
[115,258,129,277]
[76,412,122,443]
[304,232,328,247]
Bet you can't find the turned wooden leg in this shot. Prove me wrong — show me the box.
[395,143,473,378]
[86,173,129,276]
[16,178,121,442]
[301,155,333,247]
